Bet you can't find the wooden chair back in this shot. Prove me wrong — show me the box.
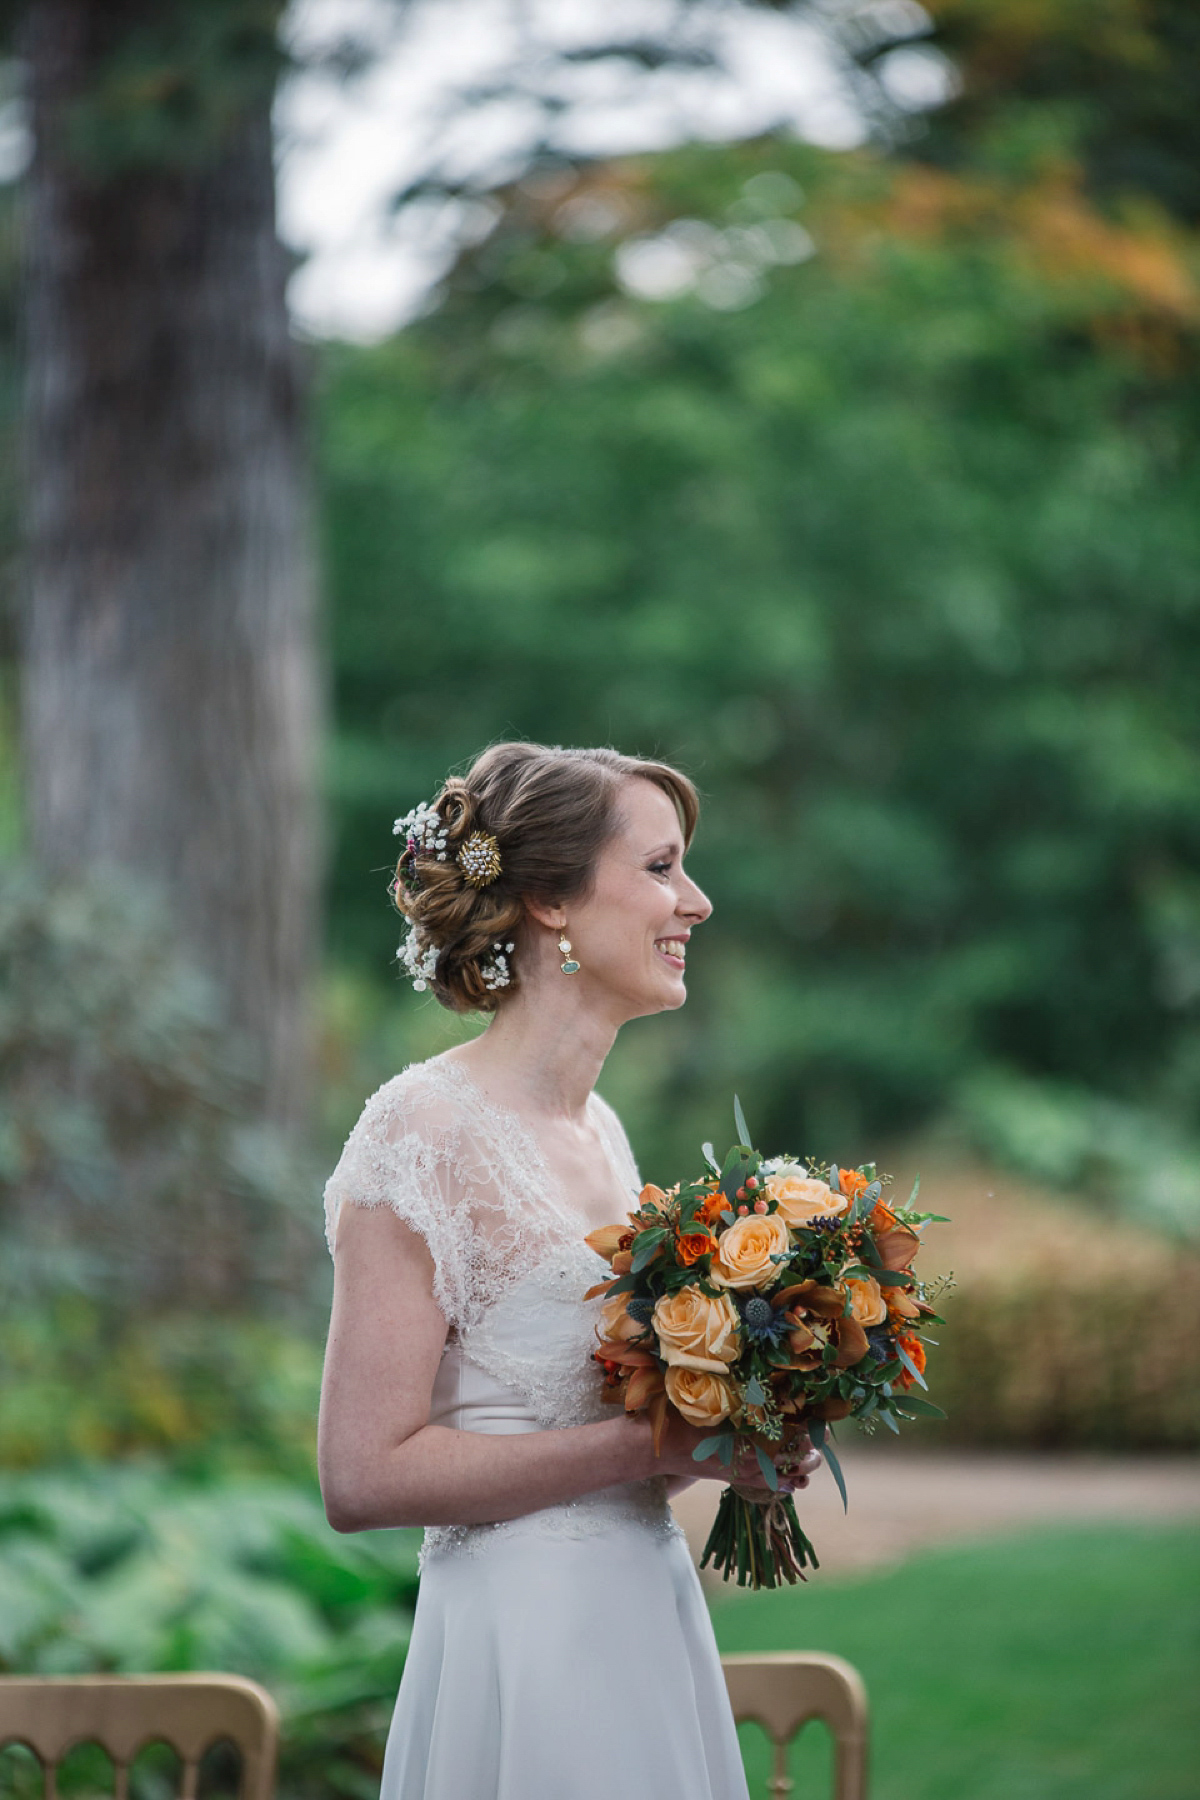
[0,1674,278,1800]
[721,1651,869,1800]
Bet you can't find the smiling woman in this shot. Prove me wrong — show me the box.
[317,741,813,1799]
[386,741,704,1016]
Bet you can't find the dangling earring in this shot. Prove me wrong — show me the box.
[558,932,580,974]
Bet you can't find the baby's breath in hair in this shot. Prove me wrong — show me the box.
[393,801,448,858]
[397,922,439,991]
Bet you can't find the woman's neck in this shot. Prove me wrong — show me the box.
[446,987,620,1123]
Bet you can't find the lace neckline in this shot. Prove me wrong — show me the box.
[421,1051,634,1227]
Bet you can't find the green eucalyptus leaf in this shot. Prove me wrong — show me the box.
[753,1440,779,1491]
[892,1395,946,1419]
[895,1341,929,1391]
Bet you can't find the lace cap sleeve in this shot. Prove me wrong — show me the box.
[323,1070,473,1329]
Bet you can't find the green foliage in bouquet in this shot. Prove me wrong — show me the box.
[587,1101,946,1588]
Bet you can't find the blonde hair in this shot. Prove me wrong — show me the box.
[393,742,700,1013]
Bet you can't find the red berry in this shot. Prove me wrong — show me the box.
[746,1176,759,1191]
[736,1186,747,1201]
[754,1198,768,1213]
[737,1204,749,1215]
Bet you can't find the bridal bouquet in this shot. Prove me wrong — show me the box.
[584,1100,946,1589]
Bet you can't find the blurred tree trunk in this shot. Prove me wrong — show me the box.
[17,0,322,1127]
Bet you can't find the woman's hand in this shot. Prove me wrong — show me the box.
[648,1413,821,1502]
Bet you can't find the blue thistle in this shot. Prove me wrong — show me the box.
[627,1296,656,1326]
[741,1295,789,1346]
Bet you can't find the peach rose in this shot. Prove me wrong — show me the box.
[709,1211,791,1290]
[841,1273,887,1327]
[766,1171,849,1229]
[653,1287,742,1371]
[664,1365,737,1428]
[596,1291,646,1346]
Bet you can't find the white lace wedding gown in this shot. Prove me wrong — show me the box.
[323,1052,750,1800]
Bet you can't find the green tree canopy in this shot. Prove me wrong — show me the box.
[316,121,1199,1231]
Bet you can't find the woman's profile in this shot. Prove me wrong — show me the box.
[318,741,818,1799]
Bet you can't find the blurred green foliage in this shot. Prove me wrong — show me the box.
[0,1465,420,1800]
[0,860,324,1310]
[317,130,1200,1225]
[0,1299,322,1475]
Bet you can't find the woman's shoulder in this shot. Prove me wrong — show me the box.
[342,1054,470,1144]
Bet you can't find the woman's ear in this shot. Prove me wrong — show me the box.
[522,896,567,933]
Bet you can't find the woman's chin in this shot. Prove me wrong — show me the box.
[658,975,688,1011]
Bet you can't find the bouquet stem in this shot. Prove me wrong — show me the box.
[698,1485,820,1589]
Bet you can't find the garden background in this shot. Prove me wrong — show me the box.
[1,1,1197,1796]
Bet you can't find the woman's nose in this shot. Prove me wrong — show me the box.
[684,877,713,923]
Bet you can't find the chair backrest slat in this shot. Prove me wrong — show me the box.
[721,1651,869,1800]
[0,1677,279,1800]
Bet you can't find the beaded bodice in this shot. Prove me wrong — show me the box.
[323,1053,685,1565]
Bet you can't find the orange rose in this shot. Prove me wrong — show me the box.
[841,1273,887,1327]
[709,1211,791,1290]
[677,1228,715,1266]
[765,1171,849,1229]
[653,1287,742,1371]
[896,1334,926,1390]
[664,1365,737,1428]
[838,1168,869,1201]
[699,1189,728,1228]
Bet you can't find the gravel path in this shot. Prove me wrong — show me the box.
[670,1448,1200,1585]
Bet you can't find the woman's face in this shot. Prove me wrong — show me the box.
[563,778,713,1020]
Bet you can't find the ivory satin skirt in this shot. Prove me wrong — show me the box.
[379,1510,750,1800]
[377,1347,750,1800]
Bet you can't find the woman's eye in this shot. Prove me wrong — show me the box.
[649,861,673,876]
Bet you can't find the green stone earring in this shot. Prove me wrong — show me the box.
[558,933,580,974]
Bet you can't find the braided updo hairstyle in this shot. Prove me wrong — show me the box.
[392,742,700,1014]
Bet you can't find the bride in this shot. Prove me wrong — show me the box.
[319,741,819,1800]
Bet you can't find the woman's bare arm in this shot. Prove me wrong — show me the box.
[318,1201,813,1534]
[318,1202,670,1532]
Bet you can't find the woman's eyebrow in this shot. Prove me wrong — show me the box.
[642,840,683,858]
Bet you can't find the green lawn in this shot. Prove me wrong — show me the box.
[710,1525,1200,1800]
